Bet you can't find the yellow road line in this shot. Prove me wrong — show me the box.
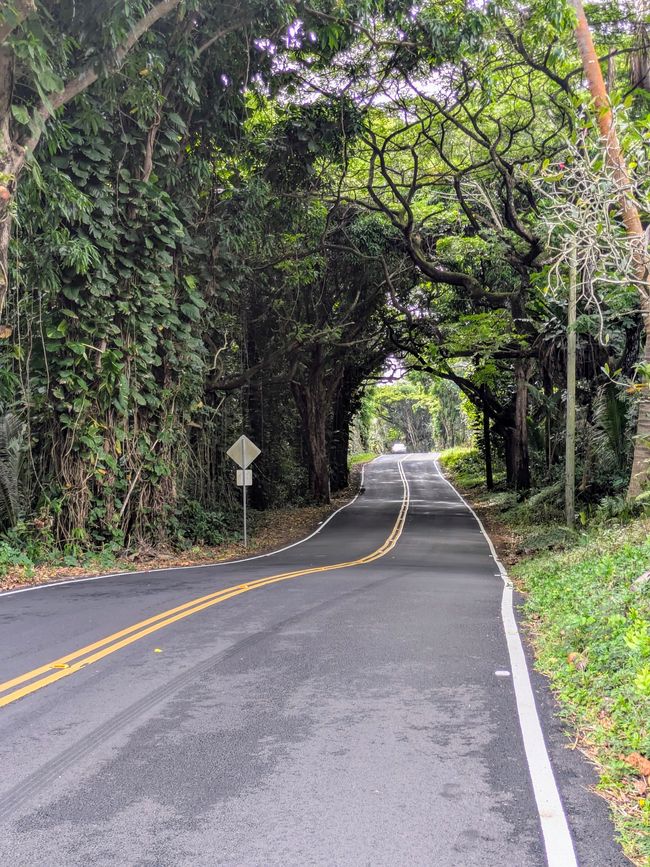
[0,460,410,709]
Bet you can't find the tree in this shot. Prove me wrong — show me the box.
[0,0,193,316]
[568,0,650,497]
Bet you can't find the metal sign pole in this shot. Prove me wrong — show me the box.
[226,435,260,549]
[242,437,247,547]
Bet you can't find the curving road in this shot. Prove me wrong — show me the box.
[0,456,629,866]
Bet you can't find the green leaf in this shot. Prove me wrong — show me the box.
[180,303,200,321]
[37,68,65,93]
[11,105,30,126]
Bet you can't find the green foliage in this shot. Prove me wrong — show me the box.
[438,446,486,488]
[348,451,376,466]
[0,539,34,578]
[514,523,650,859]
[365,375,469,454]
[170,500,241,548]
[0,0,648,578]
[504,482,566,526]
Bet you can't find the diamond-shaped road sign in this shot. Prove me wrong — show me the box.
[227,435,261,469]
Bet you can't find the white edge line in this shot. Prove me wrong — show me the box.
[433,458,578,867]
[0,460,377,599]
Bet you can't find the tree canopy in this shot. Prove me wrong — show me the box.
[1,0,649,550]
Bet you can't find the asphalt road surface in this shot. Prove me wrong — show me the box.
[0,455,630,866]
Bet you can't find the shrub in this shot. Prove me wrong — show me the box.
[171,499,241,547]
[0,540,34,577]
[438,446,486,488]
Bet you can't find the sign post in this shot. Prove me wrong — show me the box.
[226,435,261,547]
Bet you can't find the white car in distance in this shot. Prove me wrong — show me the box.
[391,442,407,454]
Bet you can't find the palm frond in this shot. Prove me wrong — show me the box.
[0,414,25,530]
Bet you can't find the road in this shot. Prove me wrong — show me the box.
[0,455,629,866]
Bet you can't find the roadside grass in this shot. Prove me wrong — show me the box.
[437,445,491,488]
[348,451,377,466]
[439,446,650,866]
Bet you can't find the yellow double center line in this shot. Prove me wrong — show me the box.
[0,460,410,710]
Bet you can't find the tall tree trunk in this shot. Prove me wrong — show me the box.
[247,381,269,510]
[571,0,650,497]
[329,420,350,493]
[565,243,577,528]
[629,339,650,493]
[503,427,515,487]
[0,207,11,319]
[329,371,354,493]
[513,360,531,491]
[293,382,331,504]
[481,386,494,490]
[291,348,340,504]
[542,365,554,473]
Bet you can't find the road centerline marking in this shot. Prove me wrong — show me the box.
[0,460,410,710]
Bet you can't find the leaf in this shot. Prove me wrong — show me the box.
[11,105,30,126]
[624,752,650,777]
[36,68,65,94]
[180,303,200,321]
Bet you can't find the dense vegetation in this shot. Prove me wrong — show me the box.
[0,0,650,564]
[351,373,470,454]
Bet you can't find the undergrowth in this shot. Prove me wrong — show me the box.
[0,499,246,579]
[515,527,650,862]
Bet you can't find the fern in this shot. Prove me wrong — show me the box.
[593,384,630,474]
[0,414,24,530]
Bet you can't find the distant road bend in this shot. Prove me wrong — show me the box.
[0,455,629,866]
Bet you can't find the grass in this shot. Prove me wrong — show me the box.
[515,526,650,863]
[439,446,650,866]
[437,444,490,488]
[348,451,377,466]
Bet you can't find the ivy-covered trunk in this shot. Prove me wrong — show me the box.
[0,43,21,320]
[512,360,531,491]
[292,348,341,504]
[0,207,11,319]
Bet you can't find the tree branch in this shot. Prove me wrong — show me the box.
[21,0,183,157]
[196,18,248,57]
